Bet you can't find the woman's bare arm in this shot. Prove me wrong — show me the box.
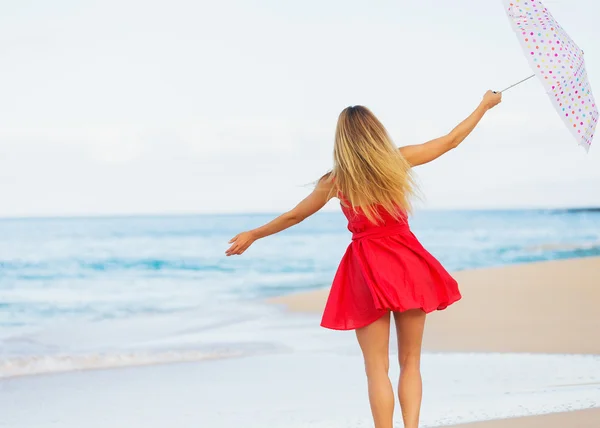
[399,90,502,167]
[225,176,335,256]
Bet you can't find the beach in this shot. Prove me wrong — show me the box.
[2,256,599,427]
[267,256,600,427]
[452,408,600,427]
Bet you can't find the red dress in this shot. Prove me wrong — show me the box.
[321,197,461,330]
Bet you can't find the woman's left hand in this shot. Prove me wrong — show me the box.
[225,231,256,256]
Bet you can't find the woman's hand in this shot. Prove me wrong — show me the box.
[482,90,502,110]
[225,231,257,256]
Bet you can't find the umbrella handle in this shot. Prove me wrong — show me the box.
[495,74,536,93]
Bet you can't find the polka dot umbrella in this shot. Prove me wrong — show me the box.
[501,0,598,152]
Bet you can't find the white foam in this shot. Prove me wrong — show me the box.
[0,350,243,379]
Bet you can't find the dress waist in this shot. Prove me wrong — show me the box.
[351,223,410,241]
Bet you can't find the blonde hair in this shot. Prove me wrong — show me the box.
[327,105,418,224]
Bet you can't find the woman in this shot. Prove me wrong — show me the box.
[225,90,502,428]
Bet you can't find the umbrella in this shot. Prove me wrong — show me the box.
[501,0,598,152]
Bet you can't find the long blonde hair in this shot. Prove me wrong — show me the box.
[327,105,418,224]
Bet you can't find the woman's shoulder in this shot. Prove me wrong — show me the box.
[316,172,339,200]
[317,172,336,188]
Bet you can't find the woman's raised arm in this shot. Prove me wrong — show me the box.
[399,90,502,167]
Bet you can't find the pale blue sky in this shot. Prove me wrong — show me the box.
[1,0,599,217]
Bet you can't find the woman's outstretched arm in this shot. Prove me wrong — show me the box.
[225,175,335,256]
[399,90,502,167]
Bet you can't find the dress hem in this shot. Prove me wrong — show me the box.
[319,292,462,331]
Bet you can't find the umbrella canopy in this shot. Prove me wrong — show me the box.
[502,0,598,152]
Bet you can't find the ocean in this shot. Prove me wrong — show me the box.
[1,209,600,379]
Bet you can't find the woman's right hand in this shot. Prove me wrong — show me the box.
[226,231,257,256]
[482,90,502,110]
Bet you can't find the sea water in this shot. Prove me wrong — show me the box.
[1,209,600,378]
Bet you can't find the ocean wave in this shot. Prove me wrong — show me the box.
[0,257,328,281]
[0,258,235,277]
[0,350,244,379]
[547,207,600,214]
[524,241,600,253]
[80,258,234,273]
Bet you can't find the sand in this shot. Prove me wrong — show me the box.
[269,256,600,354]
[451,408,600,427]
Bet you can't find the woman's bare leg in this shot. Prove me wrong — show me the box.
[393,309,426,428]
[355,312,394,428]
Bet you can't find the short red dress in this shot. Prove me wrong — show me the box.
[321,196,461,330]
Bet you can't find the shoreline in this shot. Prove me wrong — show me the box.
[269,256,600,354]
[2,352,599,428]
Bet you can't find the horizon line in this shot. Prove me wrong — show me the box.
[1,206,599,221]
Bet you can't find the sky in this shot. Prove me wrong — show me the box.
[1,0,600,217]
